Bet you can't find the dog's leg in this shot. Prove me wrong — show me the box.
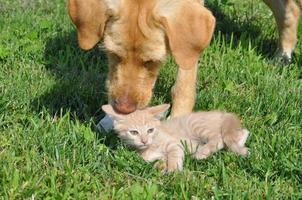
[171,64,198,117]
[264,0,300,63]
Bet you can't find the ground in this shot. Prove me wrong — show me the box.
[0,0,301,199]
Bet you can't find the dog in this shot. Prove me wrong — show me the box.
[67,0,300,117]
[68,0,215,117]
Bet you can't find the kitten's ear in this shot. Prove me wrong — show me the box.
[102,104,124,120]
[147,104,170,119]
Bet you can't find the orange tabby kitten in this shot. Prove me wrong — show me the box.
[102,104,249,172]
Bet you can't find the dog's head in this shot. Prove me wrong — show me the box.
[68,0,215,114]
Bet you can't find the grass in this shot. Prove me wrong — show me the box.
[0,0,301,199]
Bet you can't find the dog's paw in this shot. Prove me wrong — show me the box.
[273,49,292,65]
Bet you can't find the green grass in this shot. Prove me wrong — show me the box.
[0,0,301,199]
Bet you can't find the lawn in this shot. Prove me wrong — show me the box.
[0,0,301,199]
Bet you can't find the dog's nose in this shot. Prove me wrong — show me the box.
[113,97,137,114]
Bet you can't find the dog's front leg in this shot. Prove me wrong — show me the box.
[171,64,198,117]
[264,0,300,63]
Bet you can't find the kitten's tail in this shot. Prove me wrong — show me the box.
[221,113,250,156]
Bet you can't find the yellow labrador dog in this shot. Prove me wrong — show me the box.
[68,0,300,116]
[68,0,215,117]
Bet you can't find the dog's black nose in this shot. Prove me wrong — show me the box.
[112,96,137,114]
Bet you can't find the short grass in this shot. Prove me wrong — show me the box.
[1,0,301,199]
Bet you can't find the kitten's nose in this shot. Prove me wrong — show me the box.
[141,138,148,145]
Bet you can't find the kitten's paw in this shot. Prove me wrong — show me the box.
[239,147,249,156]
[238,129,249,147]
[166,164,183,172]
[165,159,183,172]
[194,153,209,160]
[193,148,210,160]
[154,160,167,173]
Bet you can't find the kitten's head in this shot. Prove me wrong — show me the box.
[102,104,170,150]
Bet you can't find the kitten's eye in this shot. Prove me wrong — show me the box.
[147,128,154,134]
[129,130,139,135]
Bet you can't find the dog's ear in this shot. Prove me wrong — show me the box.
[154,1,215,69]
[68,0,107,50]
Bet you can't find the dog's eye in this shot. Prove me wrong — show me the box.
[144,60,156,67]
[144,60,153,64]
[129,130,139,135]
[144,60,161,69]
[147,128,154,134]
[109,53,122,64]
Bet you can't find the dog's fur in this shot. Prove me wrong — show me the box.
[68,0,215,116]
[68,0,300,116]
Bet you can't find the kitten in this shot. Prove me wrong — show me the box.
[102,104,249,172]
